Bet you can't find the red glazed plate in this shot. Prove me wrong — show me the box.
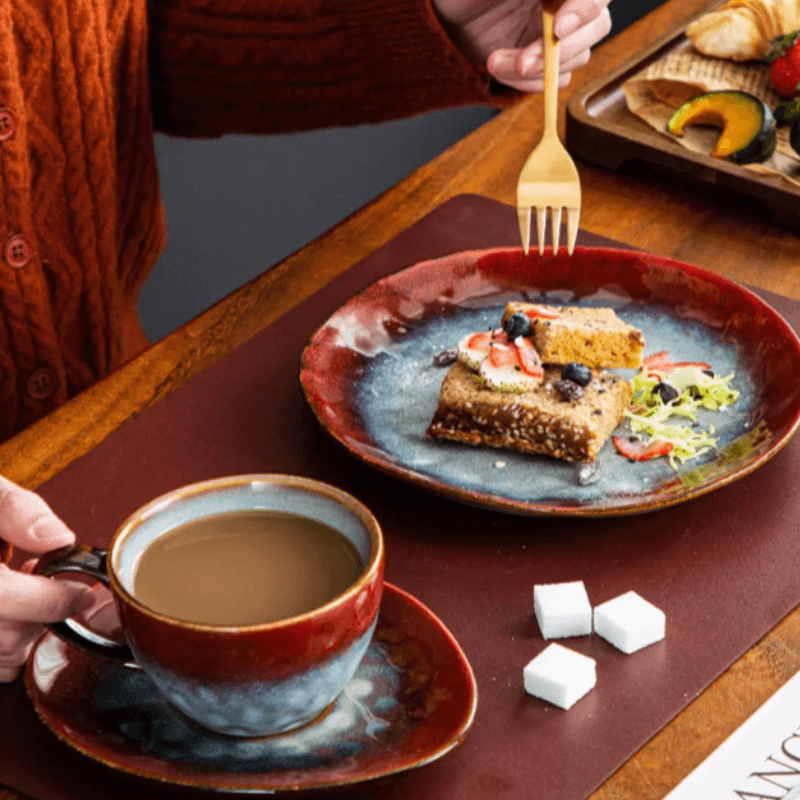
[26,583,476,794]
[300,246,800,516]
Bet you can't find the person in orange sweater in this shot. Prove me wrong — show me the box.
[0,0,611,681]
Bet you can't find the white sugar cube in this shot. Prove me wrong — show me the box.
[533,581,592,639]
[593,591,665,654]
[523,643,596,709]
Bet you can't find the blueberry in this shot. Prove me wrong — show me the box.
[654,381,680,403]
[503,312,532,338]
[432,348,457,367]
[561,362,591,387]
[554,379,584,403]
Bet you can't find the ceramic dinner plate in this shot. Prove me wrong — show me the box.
[300,246,800,516]
[26,583,476,794]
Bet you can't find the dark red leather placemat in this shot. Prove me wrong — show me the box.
[4,194,800,800]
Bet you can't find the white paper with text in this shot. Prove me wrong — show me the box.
[665,670,800,800]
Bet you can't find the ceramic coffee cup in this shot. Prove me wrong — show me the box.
[34,474,384,738]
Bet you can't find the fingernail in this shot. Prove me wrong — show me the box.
[555,13,581,39]
[490,50,518,74]
[30,515,74,544]
[520,56,542,77]
[518,42,542,75]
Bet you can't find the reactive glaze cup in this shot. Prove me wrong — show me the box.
[35,475,384,737]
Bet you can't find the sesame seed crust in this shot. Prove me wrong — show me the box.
[425,362,632,463]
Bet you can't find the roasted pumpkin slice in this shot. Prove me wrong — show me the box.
[667,90,777,165]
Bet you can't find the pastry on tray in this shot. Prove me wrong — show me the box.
[685,0,800,62]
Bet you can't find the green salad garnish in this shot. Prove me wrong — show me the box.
[624,366,740,469]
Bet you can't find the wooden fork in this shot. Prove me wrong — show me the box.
[516,0,581,255]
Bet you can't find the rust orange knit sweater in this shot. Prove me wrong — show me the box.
[0,0,507,442]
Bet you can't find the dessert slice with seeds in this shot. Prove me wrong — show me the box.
[426,362,631,463]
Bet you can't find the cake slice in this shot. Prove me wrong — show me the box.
[426,362,632,463]
[502,303,645,368]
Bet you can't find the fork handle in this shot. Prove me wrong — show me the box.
[542,2,561,137]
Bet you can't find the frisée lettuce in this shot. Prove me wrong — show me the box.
[617,364,740,469]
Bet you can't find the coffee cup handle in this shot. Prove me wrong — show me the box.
[34,544,140,669]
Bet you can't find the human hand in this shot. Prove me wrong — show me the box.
[0,475,93,682]
[434,0,612,92]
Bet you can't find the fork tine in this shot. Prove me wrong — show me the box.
[566,208,580,255]
[517,206,531,255]
[551,207,562,253]
[535,207,546,256]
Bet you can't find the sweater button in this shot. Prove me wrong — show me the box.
[26,367,57,400]
[5,235,32,268]
[0,108,15,141]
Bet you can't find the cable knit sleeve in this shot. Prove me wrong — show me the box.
[147,0,517,137]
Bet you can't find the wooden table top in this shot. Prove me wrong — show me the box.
[4,0,800,797]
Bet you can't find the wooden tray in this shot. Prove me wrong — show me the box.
[565,0,800,233]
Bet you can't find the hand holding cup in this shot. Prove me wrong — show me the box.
[0,475,94,682]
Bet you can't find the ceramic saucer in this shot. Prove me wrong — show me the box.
[26,582,477,794]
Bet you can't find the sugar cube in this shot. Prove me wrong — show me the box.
[523,643,596,709]
[533,581,592,639]
[593,591,665,654]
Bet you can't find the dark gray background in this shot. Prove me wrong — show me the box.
[138,1,664,341]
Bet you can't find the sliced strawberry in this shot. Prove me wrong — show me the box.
[641,351,672,371]
[467,329,507,350]
[514,339,544,378]
[467,331,492,350]
[613,435,674,462]
[663,360,711,371]
[641,351,710,377]
[487,342,518,368]
[523,305,561,321]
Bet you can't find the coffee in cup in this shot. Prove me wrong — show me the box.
[132,509,364,626]
[35,475,384,737]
